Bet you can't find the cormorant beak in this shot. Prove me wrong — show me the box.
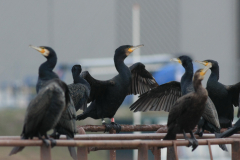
[29,45,50,57]
[170,58,182,64]
[128,44,144,53]
[195,60,212,68]
[200,64,211,76]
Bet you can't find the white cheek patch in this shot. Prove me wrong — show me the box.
[43,49,50,57]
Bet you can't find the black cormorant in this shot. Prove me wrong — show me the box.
[196,60,240,128]
[77,44,158,132]
[29,45,77,160]
[9,79,69,155]
[164,68,209,151]
[130,56,227,151]
[68,65,91,111]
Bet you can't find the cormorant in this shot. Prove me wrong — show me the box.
[68,65,91,112]
[130,56,227,151]
[77,44,158,132]
[9,79,69,155]
[29,45,77,160]
[164,68,209,151]
[196,60,240,128]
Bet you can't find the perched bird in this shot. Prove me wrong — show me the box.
[9,79,69,156]
[50,98,77,160]
[164,68,209,151]
[68,65,91,112]
[196,60,240,128]
[29,45,77,160]
[130,56,227,151]
[77,44,158,132]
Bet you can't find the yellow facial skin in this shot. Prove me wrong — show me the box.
[195,60,212,67]
[170,58,182,65]
[126,44,144,56]
[29,45,50,57]
[198,65,211,80]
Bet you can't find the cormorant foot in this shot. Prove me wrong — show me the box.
[49,138,57,148]
[111,122,121,133]
[187,138,193,148]
[42,139,50,147]
[191,139,199,151]
[103,123,113,133]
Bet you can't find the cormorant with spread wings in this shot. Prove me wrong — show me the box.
[77,44,158,133]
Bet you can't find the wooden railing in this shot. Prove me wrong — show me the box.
[2,125,239,160]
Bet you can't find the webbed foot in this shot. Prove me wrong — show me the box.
[191,139,198,151]
[103,123,113,133]
[42,139,50,147]
[49,138,57,148]
[111,122,121,133]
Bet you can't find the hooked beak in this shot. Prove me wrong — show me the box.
[128,44,144,53]
[170,58,182,64]
[200,64,211,76]
[195,60,212,67]
[29,45,45,54]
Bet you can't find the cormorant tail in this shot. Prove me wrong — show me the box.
[9,137,26,156]
[77,113,88,121]
[67,136,77,160]
[163,127,177,140]
[214,132,228,152]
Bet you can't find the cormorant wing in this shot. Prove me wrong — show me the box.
[128,62,158,95]
[167,95,192,126]
[202,97,220,128]
[24,81,66,134]
[224,82,240,117]
[129,81,181,112]
[68,83,90,111]
[57,97,77,137]
[80,71,115,103]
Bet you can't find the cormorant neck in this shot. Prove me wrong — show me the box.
[209,66,219,81]
[73,75,91,90]
[114,55,128,74]
[39,56,57,78]
[193,78,205,95]
[181,62,194,85]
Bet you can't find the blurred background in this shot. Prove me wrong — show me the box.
[0,0,238,159]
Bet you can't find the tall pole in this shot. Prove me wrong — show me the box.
[48,0,54,47]
[132,4,141,160]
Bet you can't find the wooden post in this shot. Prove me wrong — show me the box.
[40,144,51,160]
[138,143,148,160]
[167,147,175,160]
[109,129,116,160]
[232,141,240,160]
[153,147,161,160]
[77,127,88,160]
[207,141,213,160]
[77,146,88,160]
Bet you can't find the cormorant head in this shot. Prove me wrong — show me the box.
[71,64,82,77]
[193,66,210,81]
[170,55,193,68]
[115,44,144,60]
[195,59,218,70]
[29,45,56,59]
